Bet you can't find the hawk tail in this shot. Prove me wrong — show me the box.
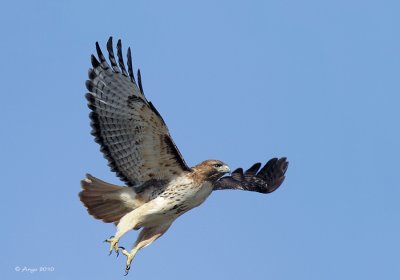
[79,174,137,223]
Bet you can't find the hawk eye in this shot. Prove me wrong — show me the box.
[213,163,223,168]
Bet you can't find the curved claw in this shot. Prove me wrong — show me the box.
[117,246,125,258]
[124,265,131,276]
[104,235,115,243]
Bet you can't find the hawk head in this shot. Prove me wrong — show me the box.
[192,160,231,182]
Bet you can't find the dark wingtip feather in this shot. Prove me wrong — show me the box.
[232,168,243,174]
[107,36,113,45]
[85,91,95,101]
[91,54,100,68]
[85,80,94,92]
[106,37,114,56]
[127,47,136,83]
[231,168,244,181]
[137,69,144,95]
[88,68,96,79]
[246,162,262,173]
[106,37,119,71]
[267,157,279,166]
[95,41,110,69]
[277,157,287,166]
[116,39,128,76]
[260,157,278,174]
[95,42,105,62]
[279,157,289,173]
[283,161,289,173]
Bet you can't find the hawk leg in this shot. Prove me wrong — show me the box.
[104,207,145,256]
[120,223,172,275]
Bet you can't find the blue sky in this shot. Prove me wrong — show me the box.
[1,0,399,279]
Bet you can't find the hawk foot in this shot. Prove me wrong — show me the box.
[104,236,119,255]
[120,247,135,275]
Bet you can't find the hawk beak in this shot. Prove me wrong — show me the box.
[220,165,231,174]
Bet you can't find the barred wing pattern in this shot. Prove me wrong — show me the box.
[214,158,289,193]
[86,37,190,187]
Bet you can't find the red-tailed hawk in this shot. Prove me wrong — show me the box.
[79,37,289,275]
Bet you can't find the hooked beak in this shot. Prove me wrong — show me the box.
[218,164,231,174]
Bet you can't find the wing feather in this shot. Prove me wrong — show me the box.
[214,157,288,193]
[116,39,128,76]
[127,47,136,83]
[86,37,190,187]
[106,37,120,73]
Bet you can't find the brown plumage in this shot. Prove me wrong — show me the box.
[80,37,289,274]
[80,175,136,223]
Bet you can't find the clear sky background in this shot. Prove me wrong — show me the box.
[1,0,399,279]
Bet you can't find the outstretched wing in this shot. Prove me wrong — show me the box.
[213,158,288,193]
[86,37,190,187]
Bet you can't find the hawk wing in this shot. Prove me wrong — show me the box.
[214,158,288,193]
[86,37,190,188]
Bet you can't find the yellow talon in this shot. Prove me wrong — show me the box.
[104,236,119,255]
[121,248,136,275]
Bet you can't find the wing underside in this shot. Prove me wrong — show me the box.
[86,37,190,187]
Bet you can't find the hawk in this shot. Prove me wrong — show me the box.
[79,37,289,275]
